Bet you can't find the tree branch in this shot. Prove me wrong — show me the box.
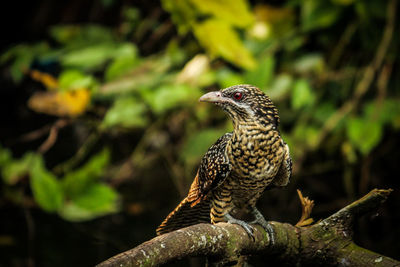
[97,189,398,266]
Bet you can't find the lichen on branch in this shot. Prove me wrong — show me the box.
[97,189,398,267]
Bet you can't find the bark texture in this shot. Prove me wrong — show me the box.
[97,189,398,267]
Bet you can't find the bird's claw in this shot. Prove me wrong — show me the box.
[238,222,256,241]
[224,213,256,241]
[224,209,275,244]
[252,220,274,245]
[249,208,275,245]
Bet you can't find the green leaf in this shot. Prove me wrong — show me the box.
[141,84,201,114]
[301,0,341,31]
[267,73,293,100]
[1,152,36,185]
[59,183,119,222]
[216,68,245,89]
[346,117,383,155]
[105,44,138,81]
[58,69,96,91]
[193,19,256,70]
[50,25,114,46]
[61,43,116,70]
[292,53,324,74]
[0,145,12,167]
[105,57,137,81]
[283,36,306,52]
[9,53,34,82]
[244,54,275,89]
[189,0,254,28]
[313,102,336,124]
[72,184,118,212]
[60,149,117,221]
[180,129,226,165]
[342,141,357,164]
[62,149,110,198]
[1,43,49,82]
[102,97,148,128]
[30,156,64,212]
[112,43,138,59]
[355,1,387,21]
[161,0,197,34]
[293,124,320,149]
[363,99,400,127]
[165,39,187,67]
[291,79,315,109]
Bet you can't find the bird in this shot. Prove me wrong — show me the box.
[156,84,292,239]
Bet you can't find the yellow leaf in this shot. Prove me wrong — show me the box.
[59,89,91,116]
[254,4,293,23]
[193,19,256,70]
[27,89,90,117]
[189,0,254,28]
[251,5,294,40]
[30,70,59,90]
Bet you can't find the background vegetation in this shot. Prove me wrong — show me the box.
[0,0,399,266]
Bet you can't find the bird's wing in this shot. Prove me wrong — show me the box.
[187,132,232,206]
[156,133,232,235]
[272,142,292,187]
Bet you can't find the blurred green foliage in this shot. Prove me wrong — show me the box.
[0,145,118,221]
[0,0,399,222]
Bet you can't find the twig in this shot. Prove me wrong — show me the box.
[329,188,393,220]
[295,189,314,227]
[24,207,35,267]
[52,131,100,175]
[17,125,53,143]
[328,22,358,68]
[37,119,69,154]
[376,63,391,103]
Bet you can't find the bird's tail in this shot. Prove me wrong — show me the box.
[156,196,211,235]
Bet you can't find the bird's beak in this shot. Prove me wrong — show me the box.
[199,91,224,103]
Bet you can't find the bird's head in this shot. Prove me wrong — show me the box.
[199,84,279,127]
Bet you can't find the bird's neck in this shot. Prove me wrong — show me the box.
[230,122,278,148]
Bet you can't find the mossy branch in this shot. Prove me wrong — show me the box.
[96,189,398,267]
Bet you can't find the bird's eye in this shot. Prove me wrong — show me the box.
[233,92,243,101]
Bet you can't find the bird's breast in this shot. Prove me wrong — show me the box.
[227,126,284,179]
[223,126,286,208]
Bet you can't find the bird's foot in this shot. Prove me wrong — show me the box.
[249,208,275,245]
[224,213,256,241]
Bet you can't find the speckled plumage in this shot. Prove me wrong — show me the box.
[156,85,292,236]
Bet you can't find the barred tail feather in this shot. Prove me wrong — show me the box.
[156,196,211,235]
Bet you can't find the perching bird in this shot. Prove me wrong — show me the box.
[156,84,292,238]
